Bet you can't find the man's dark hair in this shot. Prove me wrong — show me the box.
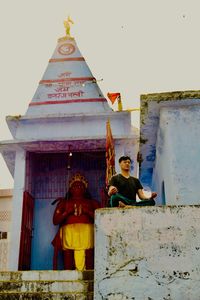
[118,156,131,163]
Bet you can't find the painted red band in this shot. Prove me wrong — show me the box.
[49,57,85,62]
[39,77,96,84]
[29,98,107,106]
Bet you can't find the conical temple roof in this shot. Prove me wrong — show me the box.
[26,36,111,116]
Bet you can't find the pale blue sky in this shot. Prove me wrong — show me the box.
[1,0,200,187]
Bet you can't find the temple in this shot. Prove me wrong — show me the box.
[0,23,138,271]
[1,19,200,299]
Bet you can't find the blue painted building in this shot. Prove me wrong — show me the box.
[139,91,200,205]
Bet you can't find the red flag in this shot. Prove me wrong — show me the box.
[107,92,121,104]
[105,119,116,187]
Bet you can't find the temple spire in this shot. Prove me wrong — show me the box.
[25,18,111,116]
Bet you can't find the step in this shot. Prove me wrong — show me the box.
[0,279,93,293]
[0,270,94,299]
[0,291,94,300]
[0,270,94,281]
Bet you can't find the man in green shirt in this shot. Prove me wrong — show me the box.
[108,156,157,207]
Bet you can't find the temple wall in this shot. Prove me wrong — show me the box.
[152,105,200,205]
[9,149,26,270]
[139,92,200,198]
[0,189,13,270]
[94,206,200,299]
[9,112,131,141]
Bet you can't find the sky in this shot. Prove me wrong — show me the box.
[0,0,200,188]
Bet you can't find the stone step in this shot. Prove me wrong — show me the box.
[0,279,93,293]
[0,270,94,281]
[0,291,94,300]
[0,271,94,299]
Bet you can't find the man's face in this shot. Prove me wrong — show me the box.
[119,159,131,171]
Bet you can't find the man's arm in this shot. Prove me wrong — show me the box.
[108,185,118,197]
[137,189,157,200]
[108,175,118,197]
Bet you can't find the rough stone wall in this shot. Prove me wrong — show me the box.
[94,206,200,300]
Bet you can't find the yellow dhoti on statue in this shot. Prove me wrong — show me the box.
[60,223,94,271]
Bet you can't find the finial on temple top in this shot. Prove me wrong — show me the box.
[64,16,74,38]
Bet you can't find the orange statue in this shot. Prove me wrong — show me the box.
[52,173,100,270]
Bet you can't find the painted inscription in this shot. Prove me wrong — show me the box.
[58,72,72,78]
[47,90,84,99]
[47,72,86,99]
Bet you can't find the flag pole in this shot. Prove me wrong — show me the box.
[123,108,140,112]
[117,94,123,111]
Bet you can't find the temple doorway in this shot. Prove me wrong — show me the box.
[21,151,106,270]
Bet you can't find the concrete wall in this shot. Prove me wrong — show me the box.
[153,105,200,205]
[139,91,200,202]
[0,189,13,270]
[95,206,200,299]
